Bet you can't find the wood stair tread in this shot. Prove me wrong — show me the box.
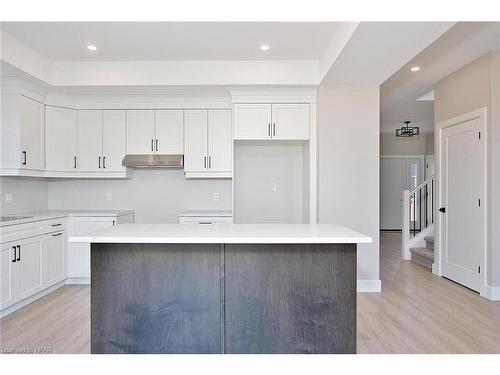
[410,247,434,260]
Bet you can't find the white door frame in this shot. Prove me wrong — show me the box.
[435,107,487,297]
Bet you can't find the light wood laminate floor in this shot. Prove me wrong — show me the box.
[1,231,499,354]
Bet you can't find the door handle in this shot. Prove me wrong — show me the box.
[103,156,106,169]
[156,139,159,152]
[439,207,446,213]
[22,151,27,165]
[99,156,101,169]
[17,245,21,261]
[12,246,16,263]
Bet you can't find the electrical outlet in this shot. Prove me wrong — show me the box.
[5,192,13,203]
[271,183,278,192]
[105,192,113,201]
[213,192,220,201]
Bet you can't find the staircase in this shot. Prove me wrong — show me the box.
[402,175,435,264]
[410,236,434,269]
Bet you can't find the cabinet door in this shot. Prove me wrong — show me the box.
[184,110,208,172]
[68,217,116,278]
[16,236,43,301]
[233,104,271,140]
[126,110,155,155]
[271,104,310,140]
[208,110,232,172]
[0,244,16,310]
[156,110,184,154]
[78,110,103,172]
[43,231,66,287]
[103,110,126,172]
[46,106,78,171]
[20,96,44,170]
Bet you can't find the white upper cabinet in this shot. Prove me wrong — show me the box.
[155,110,184,154]
[102,110,127,172]
[234,103,309,140]
[0,95,44,174]
[46,106,78,172]
[184,110,208,172]
[271,104,310,140]
[78,110,103,172]
[19,96,45,170]
[126,110,155,155]
[234,104,271,140]
[184,109,232,178]
[208,110,232,172]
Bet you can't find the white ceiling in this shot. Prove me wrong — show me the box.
[0,22,339,61]
[381,22,500,134]
[321,22,455,85]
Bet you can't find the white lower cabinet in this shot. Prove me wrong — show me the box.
[0,218,67,315]
[0,244,16,310]
[43,231,66,287]
[66,214,134,282]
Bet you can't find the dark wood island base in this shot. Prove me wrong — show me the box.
[91,243,357,354]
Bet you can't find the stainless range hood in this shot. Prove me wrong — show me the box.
[122,154,184,168]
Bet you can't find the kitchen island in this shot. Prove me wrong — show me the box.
[70,223,371,354]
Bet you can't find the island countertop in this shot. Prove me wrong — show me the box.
[69,223,371,244]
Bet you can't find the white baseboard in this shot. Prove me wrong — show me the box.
[0,281,65,318]
[357,279,381,293]
[484,285,500,301]
[65,277,90,285]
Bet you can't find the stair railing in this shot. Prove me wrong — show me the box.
[402,175,435,259]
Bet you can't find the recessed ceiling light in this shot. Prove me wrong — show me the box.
[87,44,98,51]
[260,44,270,51]
[411,66,420,72]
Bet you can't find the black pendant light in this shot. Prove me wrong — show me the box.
[396,121,419,137]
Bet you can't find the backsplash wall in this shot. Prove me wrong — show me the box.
[47,169,232,223]
[0,177,49,215]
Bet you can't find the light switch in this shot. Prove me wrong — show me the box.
[213,192,220,201]
[105,192,113,201]
[271,183,278,192]
[5,192,13,203]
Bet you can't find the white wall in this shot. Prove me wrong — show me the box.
[0,177,48,215]
[434,51,500,290]
[317,85,380,290]
[47,170,231,223]
[380,133,427,156]
[234,144,305,223]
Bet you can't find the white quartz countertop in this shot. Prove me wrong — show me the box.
[0,210,135,227]
[69,223,371,244]
[178,210,233,217]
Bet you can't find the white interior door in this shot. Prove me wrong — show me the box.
[78,110,103,172]
[184,110,208,172]
[102,110,126,171]
[380,158,407,230]
[126,110,155,155]
[441,117,484,292]
[208,109,232,172]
